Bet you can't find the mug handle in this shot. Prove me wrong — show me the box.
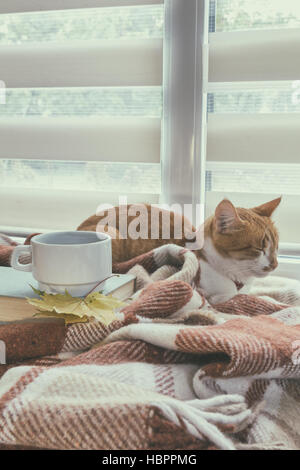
[11,245,33,272]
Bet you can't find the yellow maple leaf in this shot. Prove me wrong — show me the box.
[26,288,125,326]
[32,310,90,326]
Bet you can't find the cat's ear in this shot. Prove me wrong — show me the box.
[214,199,243,234]
[252,197,282,218]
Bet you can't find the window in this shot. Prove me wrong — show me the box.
[206,0,300,245]
[0,0,164,232]
[1,0,299,250]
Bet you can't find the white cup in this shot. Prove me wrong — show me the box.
[11,231,112,297]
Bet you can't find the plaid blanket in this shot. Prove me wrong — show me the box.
[0,242,300,450]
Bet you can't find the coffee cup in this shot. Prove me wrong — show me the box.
[11,231,112,297]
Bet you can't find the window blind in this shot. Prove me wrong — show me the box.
[0,0,164,232]
[206,0,300,244]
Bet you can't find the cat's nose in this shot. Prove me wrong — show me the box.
[263,259,278,272]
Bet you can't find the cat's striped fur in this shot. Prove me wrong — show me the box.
[78,197,281,303]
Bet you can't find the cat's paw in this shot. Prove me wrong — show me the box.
[208,292,236,305]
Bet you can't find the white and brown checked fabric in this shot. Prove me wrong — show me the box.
[0,234,33,267]
[0,243,299,450]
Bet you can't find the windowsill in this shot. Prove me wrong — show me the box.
[274,256,300,281]
[2,227,300,281]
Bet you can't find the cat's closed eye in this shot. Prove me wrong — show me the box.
[231,245,263,254]
[253,248,265,256]
[252,246,265,253]
[231,246,265,259]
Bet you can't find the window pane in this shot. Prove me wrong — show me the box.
[0,5,164,203]
[0,5,164,45]
[206,162,300,196]
[0,160,161,194]
[214,0,300,32]
[0,87,162,118]
[208,82,300,114]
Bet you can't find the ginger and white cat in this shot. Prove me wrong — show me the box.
[199,198,280,304]
[78,197,281,304]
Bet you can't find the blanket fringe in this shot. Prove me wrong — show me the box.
[151,395,252,451]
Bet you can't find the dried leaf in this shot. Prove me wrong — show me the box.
[27,289,125,326]
[33,310,90,325]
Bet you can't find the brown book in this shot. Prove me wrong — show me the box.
[0,271,136,364]
[0,268,136,324]
[0,296,39,323]
[0,314,66,364]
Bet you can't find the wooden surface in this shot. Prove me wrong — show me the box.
[0,297,37,322]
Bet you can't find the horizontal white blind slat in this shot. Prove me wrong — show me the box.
[209,29,300,82]
[0,39,162,88]
[0,188,160,232]
[0,117,161,163]
[207,114,300,163]
[0,0,163,14]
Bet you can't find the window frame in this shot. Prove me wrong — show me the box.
[162,0,300,270]
[160,0,208,225]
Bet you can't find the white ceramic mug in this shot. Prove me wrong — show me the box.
[11,231,112,297]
